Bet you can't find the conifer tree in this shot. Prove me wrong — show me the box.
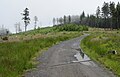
[22,8,30,32]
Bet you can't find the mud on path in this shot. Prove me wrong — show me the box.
[25,34,115,77]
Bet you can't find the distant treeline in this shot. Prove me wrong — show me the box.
[53,1,120,30]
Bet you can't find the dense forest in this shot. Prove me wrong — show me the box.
[53,2,120,30]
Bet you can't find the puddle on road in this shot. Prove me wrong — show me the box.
[73,49,97,67]
[74,52,90,61]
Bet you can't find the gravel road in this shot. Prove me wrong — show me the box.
[25,34,115,77]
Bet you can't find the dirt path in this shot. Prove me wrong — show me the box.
[25,34,115,77]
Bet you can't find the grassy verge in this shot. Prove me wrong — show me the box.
[0,31,82,77]
[81,31,120,77]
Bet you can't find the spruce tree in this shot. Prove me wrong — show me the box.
[22,8,30,32]
[116,2,120,29]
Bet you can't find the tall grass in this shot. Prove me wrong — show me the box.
[81,31,120,76]
[0,32,82,77]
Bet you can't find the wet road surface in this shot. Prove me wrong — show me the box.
[25,34,115,77]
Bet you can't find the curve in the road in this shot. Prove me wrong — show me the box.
[25,34,115,77]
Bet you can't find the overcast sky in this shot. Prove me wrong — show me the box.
[0,0,119,33]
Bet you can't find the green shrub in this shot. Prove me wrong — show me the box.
[54,24,88,31]
[1,36,8,40]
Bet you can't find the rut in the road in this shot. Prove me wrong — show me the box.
[44,60,92,68]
